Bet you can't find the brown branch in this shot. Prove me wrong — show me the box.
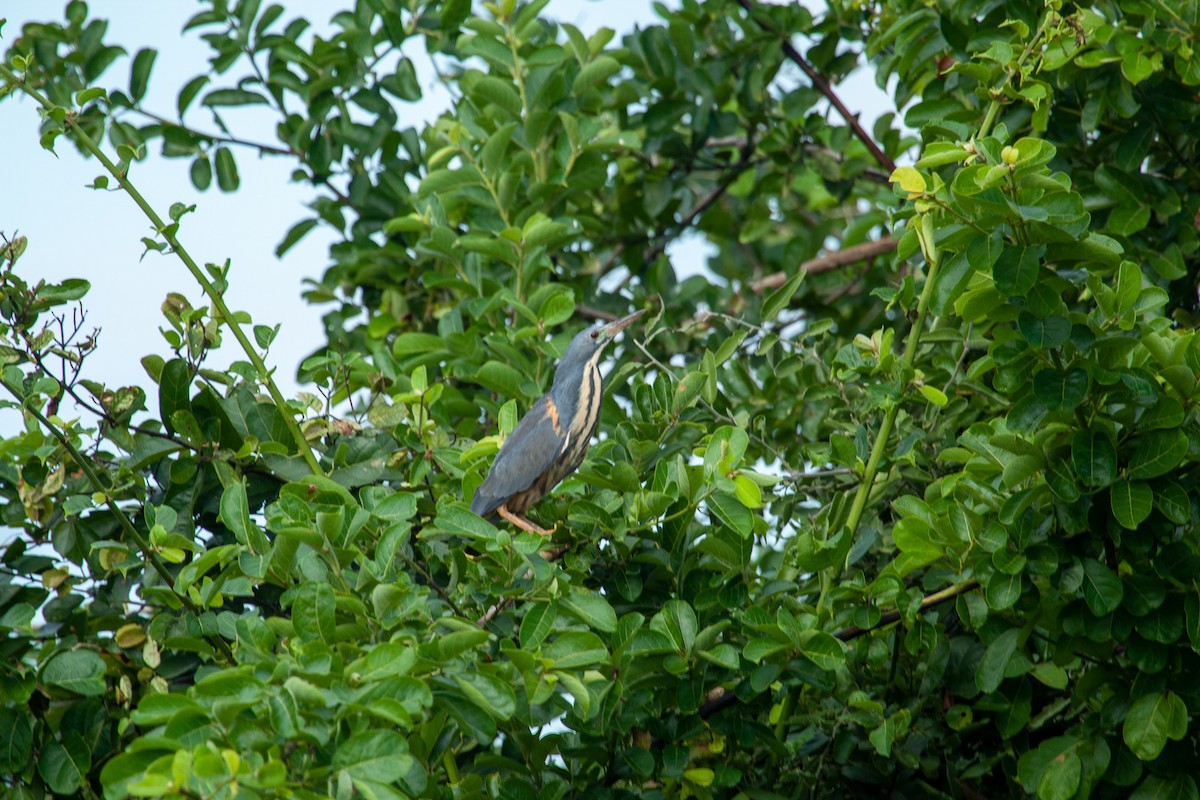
[735,0,897,175]
[698,579,979,720]
[750,237,898,293]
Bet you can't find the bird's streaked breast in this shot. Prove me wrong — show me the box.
[562,362,602,468]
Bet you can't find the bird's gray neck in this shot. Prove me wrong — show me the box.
[550,358,588,422]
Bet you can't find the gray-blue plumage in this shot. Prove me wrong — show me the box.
[470,310,644,524]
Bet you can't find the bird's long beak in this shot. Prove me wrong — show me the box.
[599,308,646,342]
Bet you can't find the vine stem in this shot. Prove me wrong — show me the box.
[0,62,323,475]
[0,378,235,664]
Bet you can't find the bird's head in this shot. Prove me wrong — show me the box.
[554,309,645,384]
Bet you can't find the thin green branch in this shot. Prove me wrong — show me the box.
[832,216,942,574]
[1,377,235,664]
[977,12,1054,139]
[0,62,324,475]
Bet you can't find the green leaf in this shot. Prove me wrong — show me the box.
[799,630,846,671]
[1033,368,1088,410]
[1123,691,1188,761]
[37,278,91,306]
[733,474,763,508]
[520,600,557,649]
[214,146,239,191]
[292,581,336,645]
[891,517,942,567]
[994,246,1041,296]
[129,48,157,102]
[177,74,209,117]
[706,491,754,538]
[697,643,739,670]
[333,731,410,783]
[1037,750,1081,800]
[743,638,787,663]
[918,385,948,407]
[419,167,483,195]
[190,155,212,191]
[130,693,202,727]
[1111,479,1153,530]
[889,166,927,194]
[37,731,90,795]
[76,87,107,105]
[276,218,318,257]
[651,600,698,654]
[1128,430,1188,480]
[381,57,422,101]
[0,708,33,773]
[914,143,971,168]
[473,361,534,398]
[1154,480,1191,525]
[202,88,269,106]
[454,671,516,722]
[762,271,805,321]
[572,55,621,92]
[704,426,749,474]
[538,291,575,327]
[976,627,1020,694]
[671,371,706,415]
[392,332,446,356]
[562,588,617,634]
[253,323,279,349]
[470,76,522,116]
[543,631,609,668]
[1130,775,1200,800]
[1081,559,1123,616]
[1017,737,1082,795]
[1115,261,1142,313]
[1071,428,1117,487]
[219,480,269,553]
[1018,313,1070,349]
[41,650,106,696]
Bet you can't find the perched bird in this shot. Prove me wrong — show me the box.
[470,309,646,535]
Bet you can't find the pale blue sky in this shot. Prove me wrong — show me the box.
[0,1,886,411]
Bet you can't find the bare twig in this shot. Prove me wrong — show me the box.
[128,108,296,156]
[750,237,898,292]
[735,0,897,175]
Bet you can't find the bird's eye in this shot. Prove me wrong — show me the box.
[590,330,599,340]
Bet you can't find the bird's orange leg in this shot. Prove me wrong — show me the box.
[498,505,555,537]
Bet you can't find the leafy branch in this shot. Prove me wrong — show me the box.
[0,377,235,664]
[0,60,323,476]
[735,0,898,175]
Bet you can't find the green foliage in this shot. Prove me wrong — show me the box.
[3,0,1200,798]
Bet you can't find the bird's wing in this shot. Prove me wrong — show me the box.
[470,394,566,516]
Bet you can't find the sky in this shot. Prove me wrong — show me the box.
[0,0,888,419]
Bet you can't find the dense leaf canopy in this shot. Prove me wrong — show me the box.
[3,0,1200,798]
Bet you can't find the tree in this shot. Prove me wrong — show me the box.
[2,0,1200,797]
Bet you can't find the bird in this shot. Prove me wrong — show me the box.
[470,309,646,536]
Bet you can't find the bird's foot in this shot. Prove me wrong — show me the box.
[498,505,556,537]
